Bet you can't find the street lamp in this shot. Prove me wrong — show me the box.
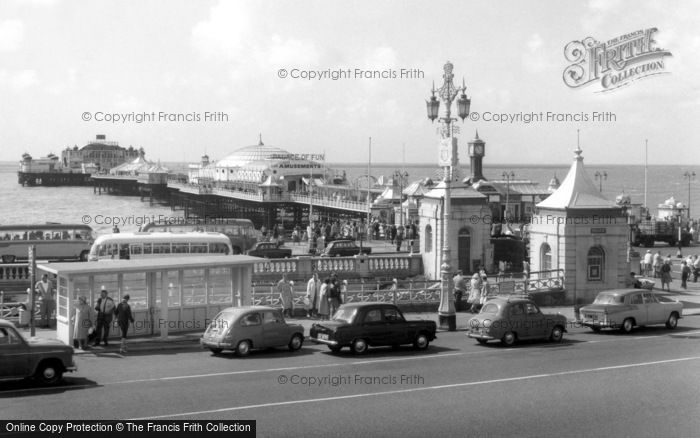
[683,171,696,218]
[502,171,515,223]
[426,61,470,332]
[594,171,607,193]
[394,170,409,229]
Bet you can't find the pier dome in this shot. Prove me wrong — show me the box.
[216,136,292,168]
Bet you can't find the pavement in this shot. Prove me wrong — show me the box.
[17,271,700,356]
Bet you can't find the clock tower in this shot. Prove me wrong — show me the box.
[467,131,486,183]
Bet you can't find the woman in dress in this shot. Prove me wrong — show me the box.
[72,296,93,350]
[468,274,482,313]
[317,278,331,320]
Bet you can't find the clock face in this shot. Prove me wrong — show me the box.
[475,144,484,155]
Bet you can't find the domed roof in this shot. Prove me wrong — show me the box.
[216,136,292,168]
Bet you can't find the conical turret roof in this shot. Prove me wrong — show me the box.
[536,146,617,209]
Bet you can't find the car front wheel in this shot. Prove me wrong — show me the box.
[236,340,251,357]
[620,318,634,333]
[413,333,430,350]
[351,338,368,354]
[288,333,303,351]
[501,331,516,346]
[35,361,63,386]
[550,326,564,342]
[666,313,679,329]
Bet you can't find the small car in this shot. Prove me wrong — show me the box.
[0,319,77,385]
[200,306,304,356]
[320,240,372,257]
[579,288,683,333]
[467,297,568,346]
[246,242,293,259]
[309,303,436,354]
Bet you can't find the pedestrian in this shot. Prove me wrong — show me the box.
[306,273,321,318]
[328,274,342,316]
[317,278,331,320]
[681,261,691,289]
[94,286,115,347]
[480,275,491,310]
[112,225,120,233]
[468,273,482,313]
[292,226,300,245]
[522,260,530,279]
[643,250,653,277]
[653,251,662,278]
[453,270,467,312]
[660,260,673,291]
[71,296,94,350]
[396,228,403,252]
[115,294,135,354]
[276,274,294,318]
[693,255,700,282]
[35,274,55,328]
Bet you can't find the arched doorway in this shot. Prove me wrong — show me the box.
[458,228,471,274]
[540,243,552,276]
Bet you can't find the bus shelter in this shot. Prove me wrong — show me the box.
[38,255,257,345]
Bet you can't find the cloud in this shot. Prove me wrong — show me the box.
[0,19,24,51]
[522,33,552,74]
[0,69,38,91]
[190,1,252,58]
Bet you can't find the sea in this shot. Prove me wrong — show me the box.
[1,161,697,235]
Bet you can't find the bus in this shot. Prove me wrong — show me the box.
[0,224,94,263]
[142,218,260,254]
[88,232,233,261]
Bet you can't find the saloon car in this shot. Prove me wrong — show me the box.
[467,297,568,346]
[579,289,683,333]
[200,306,304,356]
[246,242,293,259]
[0,319,77,385]
[320,240,372,257]
[309,303,436,354]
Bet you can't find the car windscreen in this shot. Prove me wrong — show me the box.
[332,307,358,323]
[593,294,624,305]
[480,303,500,314]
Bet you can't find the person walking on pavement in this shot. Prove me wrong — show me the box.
[643,250,653,277]
[115,294,135,354]
[681,261,691,290]
[305,273,321,318]
[468,274,482,313]
[660,260,673,291]
[71,296,93,350]
[35,274,55,328]
[276,274,294,318]
[94,286,115,346]
[453,270,467,312]
[317,278,331,320]
[653,251,662,278]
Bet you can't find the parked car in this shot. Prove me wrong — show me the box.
[309,303,436,354]
[467,297,568,346]
[320,240,372,257]
[579,288,683,333]
[247,242,293,259]
[200,306,304,356]
[0,319,77,385]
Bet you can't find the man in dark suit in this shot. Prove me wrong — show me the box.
[94,286,115,346]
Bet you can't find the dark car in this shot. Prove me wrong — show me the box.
[321,240,372,257]
[309,303,436,354]
[201,306,304,356]
[467,297,568,346]
[0,319,77,385]
[247,242,293,259]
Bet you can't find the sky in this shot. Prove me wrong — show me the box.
[0,0,698,166]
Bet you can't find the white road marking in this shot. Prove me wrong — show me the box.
[132,355,700,420]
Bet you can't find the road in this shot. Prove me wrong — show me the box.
[2,318,700,437]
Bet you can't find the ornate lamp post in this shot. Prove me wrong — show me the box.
[683,171,696,218]
[594,171,607,193]
[502,171,515,222]
[426,61,470,331]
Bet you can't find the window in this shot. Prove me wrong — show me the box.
[263,311,283,324]
[630,294,643,305]
[587,246,604,281]
[363,309,382,323]
[509,303,525,316]
[383,308,404,322]
[525,303,539,314]
[643,293,658,304]
[0,327,22,345]
[241,313,261,326]
[540,243,552,271]
[425,225,433,253]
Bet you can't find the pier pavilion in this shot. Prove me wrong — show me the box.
[529,146,628,304]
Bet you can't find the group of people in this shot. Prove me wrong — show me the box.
[71,286,134,354]
[453,270,491,313]
[641,250,700,291]
[275,272,344,320]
